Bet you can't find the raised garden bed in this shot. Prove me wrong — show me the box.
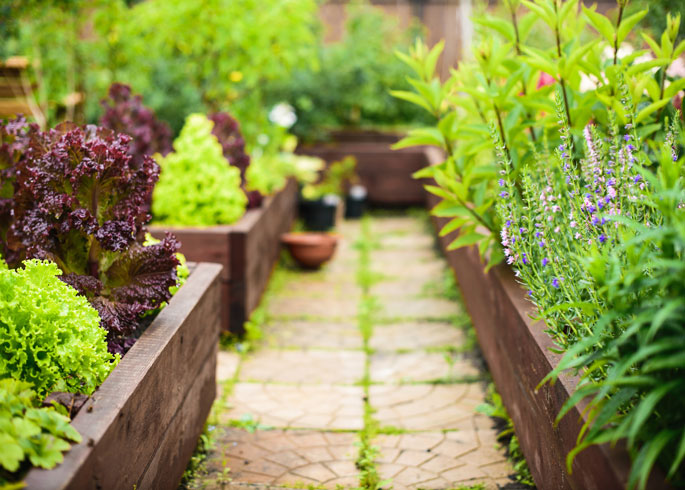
[422,148,668,490]
[297,129,427,206]
[23,262,222,489]
[149,179,298,334]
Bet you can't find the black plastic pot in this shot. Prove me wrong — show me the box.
[299,195,338,231]
[345,185,367,219]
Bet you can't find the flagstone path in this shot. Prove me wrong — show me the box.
[191,215,522,490]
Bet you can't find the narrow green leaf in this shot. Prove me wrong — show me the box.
[447,231,485,250]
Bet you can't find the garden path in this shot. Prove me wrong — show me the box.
[192,215,518,490]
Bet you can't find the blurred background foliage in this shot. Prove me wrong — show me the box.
[0,0,431,148]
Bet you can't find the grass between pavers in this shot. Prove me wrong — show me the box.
[354,216,391,490]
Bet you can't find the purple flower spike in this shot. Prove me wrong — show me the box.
[522,253,528,265]
[499,191,509,198]
[624,134,631,142]
[498,179,506,187]
[542,257,548,267]
[599,234,607,243]
[552,277,560,288]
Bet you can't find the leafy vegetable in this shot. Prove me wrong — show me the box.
[0,259,116,398]
[301,156,357,200]
[0,116,38,264]
[99,82,173,166]
[152,114,247,226]
[4,121,180,354]
[0,378,81,479]
[208,112,261,208]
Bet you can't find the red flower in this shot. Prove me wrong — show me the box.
[536,72,556,89]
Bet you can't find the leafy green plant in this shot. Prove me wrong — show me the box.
[152,114,247,226]
[301,156,357,200]
[265,1,430,142]
[2,118,181,354]
[0,378,81,482]
[393,0,684,269]
[0,259,117,398]
[539,126,685,489]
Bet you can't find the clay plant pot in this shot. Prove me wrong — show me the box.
[281,232,339,269]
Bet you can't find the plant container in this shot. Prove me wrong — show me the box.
[299,194,339,231]
[296,129,427,206]
[422,147,669,490]
[23,262,222,490]
[281,232,339,269]
[344,185,367,219]
[149,179,297,334]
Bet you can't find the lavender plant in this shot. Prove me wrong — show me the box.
[496,89,684,486]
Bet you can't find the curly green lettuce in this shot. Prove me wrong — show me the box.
[152,114,247,226]
[0,260,117,398]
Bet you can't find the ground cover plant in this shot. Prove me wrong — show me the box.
[394,0,685,486]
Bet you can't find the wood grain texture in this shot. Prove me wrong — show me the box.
[297,136,428,206]
[425,146,669,489]
[23,262,222,490]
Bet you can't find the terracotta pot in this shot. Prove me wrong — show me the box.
[281,232,339,269]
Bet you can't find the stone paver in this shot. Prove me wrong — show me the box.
[269,296,358,320]
[202,429,358,489]
[370,384,487,430]
[373,425,511,490]
[264,320,363,349]
[369,321,465,351]
[377,297,461,321]
[371,351,481,383]
[222,383,364,430]
[198,216,518,490]
[240,349,364,384]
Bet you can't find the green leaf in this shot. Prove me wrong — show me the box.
[0,434,24,472]
[447,231,486,250]
[474,15,515,42]
[617,9,648,45]
[392,127,445,149]
[424,40,445,80]
[439,217,469,236]
[582,5,615,44]
[641,33,662,57]
[635,98,671,123]
[389,89,434,114]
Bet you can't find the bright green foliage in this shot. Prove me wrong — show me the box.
[301,156,357,200]
[264,2,431,142]
[0,378,81,477]
[152,114,247,226]
[0,260,117,398]
[394,0,684,270]
[1,0,319,147]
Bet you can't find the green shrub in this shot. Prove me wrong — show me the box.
[0,378,81,479]
[152,114,247,226]
[265,2,431,142]
[0,259,117,398]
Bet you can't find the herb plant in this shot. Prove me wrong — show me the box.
[0,378,81,479]
[301,156,357,200]
[0,259,116,398]
[393,0,684,269]
[3,120,180,354]
[152,114,247,226]
[99,82,172,165]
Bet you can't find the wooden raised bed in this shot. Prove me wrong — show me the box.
[24,262,222,490]
[422,147,669,490]
[297,130,427,206]
[149,179,298,334]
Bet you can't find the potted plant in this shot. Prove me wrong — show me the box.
[299,155,356,230]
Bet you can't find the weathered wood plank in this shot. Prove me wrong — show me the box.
[24,262,222,490]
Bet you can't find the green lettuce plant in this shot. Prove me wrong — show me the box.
[0,258,117,398]
[152,114,247,226]
[0,378,81,480]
